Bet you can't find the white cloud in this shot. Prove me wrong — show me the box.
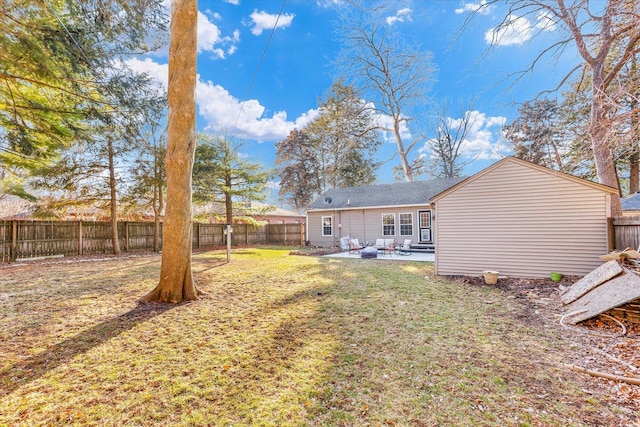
[249,10,295,36]
[125,58,169,88]
[315,0,343,7]
[197,79,318,141]
[535,10,556,31]
[484,14,532,46]
[265,180,280,190]
[455,0,492,15]
[386,8,412,25]
[124,58,318,142]
[198,11,240,58]
[225,0,240,5]
[373,109,412,142]
[421,111,507,161]
[485,13,555,46]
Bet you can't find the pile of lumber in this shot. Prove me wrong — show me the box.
[560,260,640,324]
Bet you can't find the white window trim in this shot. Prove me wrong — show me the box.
[381,213,396,236]
[399,212,413,236]
[321,215,333,237]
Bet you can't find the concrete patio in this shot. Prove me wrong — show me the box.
[323,250,434,262]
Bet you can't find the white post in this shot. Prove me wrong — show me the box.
[226,224,233,263]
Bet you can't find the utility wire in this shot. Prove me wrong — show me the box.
[232,0,287,135]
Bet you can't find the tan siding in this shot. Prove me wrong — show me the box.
[307,213,338,246]
[435,160,610,278]
[307,205,427,247]
[339,210,366,241]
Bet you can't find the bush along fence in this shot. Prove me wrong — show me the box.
[0,220,306,263]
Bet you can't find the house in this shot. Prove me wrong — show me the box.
[430,157,618,278]
[244,202,305,224]
[621,192,640,216]
[306,177,465,248]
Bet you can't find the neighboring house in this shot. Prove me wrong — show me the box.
[193,201,305,224]
[251,202,307,224]
[306,177,465,248]
[621,192,640,216]
[0,195,34,219]
[430,157,618,278]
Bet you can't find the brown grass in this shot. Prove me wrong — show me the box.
[0,248,637,426]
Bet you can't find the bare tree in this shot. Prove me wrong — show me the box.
[336,3,435,182]
[144,0,201,303]
[426,103,479,178]
[471,0,640,215]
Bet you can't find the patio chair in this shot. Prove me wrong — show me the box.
[383,239,397,256]
[349,238,362,254]
[339,235,351,251]
[374,238,396,256]
[373,238,386,254]
[399,239,412,255]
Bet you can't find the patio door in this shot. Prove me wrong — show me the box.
[418,210,432,243]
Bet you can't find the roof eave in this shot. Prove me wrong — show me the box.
[306,202,432,213]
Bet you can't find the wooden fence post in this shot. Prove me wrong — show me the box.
[11,220,17,262]
[124,221,129,253]
[608,217,615,252]
[78,221,83,255]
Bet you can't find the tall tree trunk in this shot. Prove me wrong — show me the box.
[393,119,412,182]
[225,191,233,226]
[630,153,639,194]
[591,69,622,216]
[145,0,200,303]
[630,84,639,194]
[152,144,164,253]
[107,138,121,255]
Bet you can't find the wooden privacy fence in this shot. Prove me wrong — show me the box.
[612,216,640,251]
[0,220,305,262]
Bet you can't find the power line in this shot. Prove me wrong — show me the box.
[231,0,288,135]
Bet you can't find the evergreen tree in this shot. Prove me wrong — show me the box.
[193,134,272,225]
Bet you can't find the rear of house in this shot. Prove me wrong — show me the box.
[431,157,617,278]
[306,178,464,248]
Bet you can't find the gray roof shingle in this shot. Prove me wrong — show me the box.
[622,192,640,211]
[307,176,466,210]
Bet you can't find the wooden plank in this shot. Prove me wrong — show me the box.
[560,260,623,304]
[564,268,640,324]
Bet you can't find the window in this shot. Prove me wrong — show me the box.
[399,213,413,236]
[419,211,431,228]
[382,213,395,236]
[322,216,333,236]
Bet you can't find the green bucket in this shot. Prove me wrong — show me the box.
[550,272,563,282]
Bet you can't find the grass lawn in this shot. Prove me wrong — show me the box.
[0,248,636,426]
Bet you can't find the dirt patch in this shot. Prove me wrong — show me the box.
[456,274,640,413]
[289,246,342,256]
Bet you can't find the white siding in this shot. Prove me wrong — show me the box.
[434,160,613,278]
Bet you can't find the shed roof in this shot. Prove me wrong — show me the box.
[307,176,465,211]
[430,156,618,203]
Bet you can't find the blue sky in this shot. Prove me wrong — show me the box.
[126,0,581,203]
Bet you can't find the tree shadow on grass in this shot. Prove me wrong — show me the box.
[0,301,176,398]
